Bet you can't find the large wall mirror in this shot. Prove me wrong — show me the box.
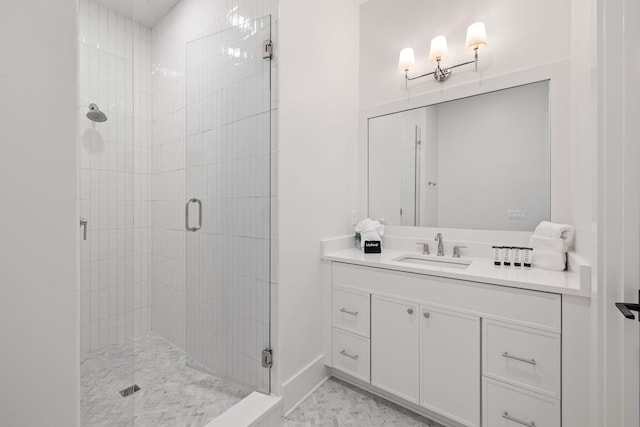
[368,80,550,231]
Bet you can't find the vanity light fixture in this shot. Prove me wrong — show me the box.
[399,22,488,87]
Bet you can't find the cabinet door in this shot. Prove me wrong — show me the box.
[371,295,419,403]
[420,306,480,427]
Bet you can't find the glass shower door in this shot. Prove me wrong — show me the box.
[78,0,135,423]
[185,16,272,394]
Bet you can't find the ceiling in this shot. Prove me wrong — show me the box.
[96,0,181,28]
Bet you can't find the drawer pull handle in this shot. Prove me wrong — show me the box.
[502,411,536,426]
[502,352,537,365]
[339,308,358,316]
[340,350,359,360]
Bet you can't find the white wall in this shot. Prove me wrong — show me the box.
[360,0,570,108]
[0,1,79,425]
[278,0,359,411]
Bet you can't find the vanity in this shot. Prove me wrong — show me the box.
[322,242,590,427]
[333,60,592,426]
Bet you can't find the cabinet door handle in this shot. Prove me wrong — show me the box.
[502,352,537,365]
[339,308,358,316]
[407,308,414,315]
[502,411,536,426]
[423,311,430,318]
[340,350,359,360]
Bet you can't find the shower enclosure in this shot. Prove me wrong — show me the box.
[78,0,273,424]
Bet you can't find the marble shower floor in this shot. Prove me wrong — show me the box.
[80,332,248,427]
[283,378,445,427]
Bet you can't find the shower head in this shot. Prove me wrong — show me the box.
[87,103,107,122]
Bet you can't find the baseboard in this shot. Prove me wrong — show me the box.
[281,355,329,415]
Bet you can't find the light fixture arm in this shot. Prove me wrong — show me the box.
[404,48,479,85]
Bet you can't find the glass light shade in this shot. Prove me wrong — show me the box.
[429,36,448,64]
[466,22,488,52]
[398,48,415,74]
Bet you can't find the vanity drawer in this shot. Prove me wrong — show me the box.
[483,378,560,427]
[332,328,370,383]
[333,287,370,337]
[483,320,560,398]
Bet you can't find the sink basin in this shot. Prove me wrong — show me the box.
[394,255,471,270]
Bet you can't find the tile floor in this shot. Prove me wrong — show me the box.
[80,332,248,426]
[283,378,445,427]
[82,336,446,427]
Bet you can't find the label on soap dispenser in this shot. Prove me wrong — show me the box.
[364,240,382,253]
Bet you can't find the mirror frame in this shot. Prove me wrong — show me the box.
[358,60,571,232]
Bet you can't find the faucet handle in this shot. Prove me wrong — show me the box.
[452,245,467,258]
[416,242,429,255]
[434,233,442,241]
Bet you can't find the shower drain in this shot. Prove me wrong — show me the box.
[119,384,141,398]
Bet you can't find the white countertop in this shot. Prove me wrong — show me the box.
[323,247,590,297]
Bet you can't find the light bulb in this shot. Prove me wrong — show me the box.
[398,48,415,74]
[466,22,488,52]
[429,36,448,64]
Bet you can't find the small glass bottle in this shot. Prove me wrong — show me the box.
[523,247,533,267]
[492,246,501,266]
[513,247,522,267]
[503,247,512,267]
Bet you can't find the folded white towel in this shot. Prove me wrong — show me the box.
[534,221,575,251]
[529,235,564,252]
[356,219,385,250]
[532,250,566,271]
[355,218,384,236]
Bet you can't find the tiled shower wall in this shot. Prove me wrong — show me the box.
[78,0,152,354]
[149,0,278,361]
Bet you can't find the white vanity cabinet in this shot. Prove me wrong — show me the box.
[330,262,563,427]
[420,306,480,427]
[371,295,420,403]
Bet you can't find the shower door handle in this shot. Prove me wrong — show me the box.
[185,198,202,232]
[80,217,88,240]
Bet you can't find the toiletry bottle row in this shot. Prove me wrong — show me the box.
[492,246,532,268]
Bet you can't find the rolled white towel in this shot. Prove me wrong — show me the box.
[534,221,575,251]
[529,235,564,252]
[532,250,566,271]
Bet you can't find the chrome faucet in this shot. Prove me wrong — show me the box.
[434,233,444,256]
